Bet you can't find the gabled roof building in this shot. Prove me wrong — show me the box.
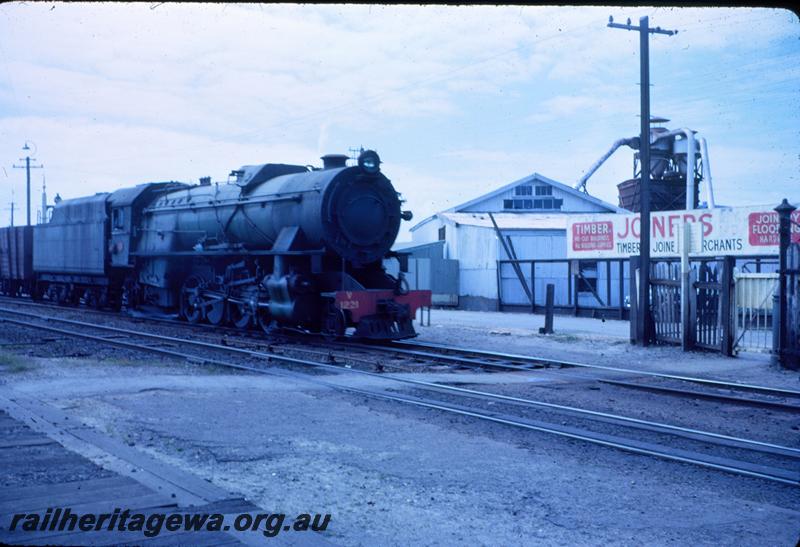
[401,172,623,311]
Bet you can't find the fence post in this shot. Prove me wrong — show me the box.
[618,259,625,319]
[566,260,571,306]
[496,260,502,312]
[720,255,735,356]
[629,256,639,344]
[775,198,796,369]
[539,284,555,334]
[688,266,697,349]
[572,260,579,316]
[681,223,692,351]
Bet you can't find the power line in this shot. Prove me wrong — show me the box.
[666,65,800,95]
[672,52,800,82]
[63,19,602,168]
[17,10,796,186]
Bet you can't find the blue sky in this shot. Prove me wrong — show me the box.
[0,4,797,240]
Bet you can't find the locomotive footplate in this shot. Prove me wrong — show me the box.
[334,289,432,340]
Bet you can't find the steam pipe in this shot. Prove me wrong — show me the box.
[651,128,696,210]
[698,137,715,209]
[575,136,638,193]
[578,126,714,209]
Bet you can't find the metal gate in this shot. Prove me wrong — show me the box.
[647,257,734,354]
[733,272,778,353]
[650,261,681,344]
[694,261,725,351]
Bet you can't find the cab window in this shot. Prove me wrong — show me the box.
[112,208,125,230]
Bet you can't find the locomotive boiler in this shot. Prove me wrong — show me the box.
[2,150,430,340]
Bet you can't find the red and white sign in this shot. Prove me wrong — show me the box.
[571,221,613,251]
[747,211,800,246]
[566,204,799,259]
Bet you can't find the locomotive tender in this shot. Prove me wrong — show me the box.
[0,150,430,339]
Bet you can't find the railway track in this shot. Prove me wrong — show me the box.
[0,304,798,487]
[1,295,798,413]
[2,295,800,411]
[374,340,800,412]
[390,339,800,393]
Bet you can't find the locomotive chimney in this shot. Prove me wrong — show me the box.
[320,154,349,170]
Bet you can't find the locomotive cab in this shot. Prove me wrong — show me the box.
[108,182,188,269]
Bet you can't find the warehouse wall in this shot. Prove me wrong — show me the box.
[499,255,630,310]
[397,240,444,260]
[386,241,460,306]
[498,230,568,307]
[452,224,499,310]
[503,230,566,260]
[410,218,441,246]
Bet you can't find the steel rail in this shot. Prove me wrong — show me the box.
[390,339,800,398]
[0,312,797,487]
[338,389,800,487]
[1,306,798,461]
[334,340,800,413]
[600,379,800,413]
[345,339,800,410]
[0,297,536,370]
[0,298,408,375]
[1,295,798,406]
[340,344,535,371]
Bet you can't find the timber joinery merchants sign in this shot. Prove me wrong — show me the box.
[566,204,800,259]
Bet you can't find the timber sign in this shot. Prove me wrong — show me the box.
[567,204,800,259]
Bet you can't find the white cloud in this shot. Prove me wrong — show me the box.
[0,115,320,224]
[0,3,797,230]
[704,144,799,206]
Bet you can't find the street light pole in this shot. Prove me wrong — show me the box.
[12,142,43,226]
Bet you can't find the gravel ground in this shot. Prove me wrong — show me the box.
[414,309,800,390]
[1,303,799,545]
[456,375,800,449]
[4,358,799,546]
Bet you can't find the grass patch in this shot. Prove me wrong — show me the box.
[0,351,36,373]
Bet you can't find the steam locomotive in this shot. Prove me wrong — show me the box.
[0,150,430,340]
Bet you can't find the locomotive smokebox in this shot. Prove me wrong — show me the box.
[321,167,400,263]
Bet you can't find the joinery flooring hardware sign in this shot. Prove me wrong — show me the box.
[566,204,800,259]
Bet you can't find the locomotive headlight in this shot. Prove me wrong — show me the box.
[358,150,381,175]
